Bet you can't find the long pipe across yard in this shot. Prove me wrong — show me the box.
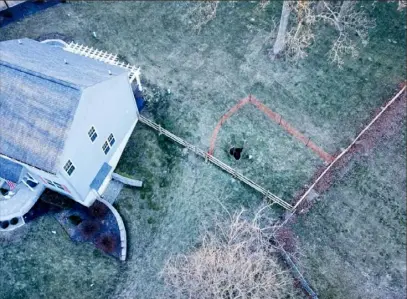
[292,84,406,211]
[138,115,294,211]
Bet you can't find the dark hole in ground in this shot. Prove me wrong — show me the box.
[68,215,83,226]
[229,147,243,160]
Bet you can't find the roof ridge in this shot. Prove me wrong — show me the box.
[0,60,81,91]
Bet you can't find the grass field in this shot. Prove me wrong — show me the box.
[0,1,405,298]
[292,116,406,298]
[0,216,122,299]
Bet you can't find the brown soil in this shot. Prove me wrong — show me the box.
[292,84,406,214]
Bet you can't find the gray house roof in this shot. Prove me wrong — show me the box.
[0,38,126,89]
[0,38,127,173]
[0,156,25,183]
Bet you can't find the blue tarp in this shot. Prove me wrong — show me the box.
[133,84,145,112]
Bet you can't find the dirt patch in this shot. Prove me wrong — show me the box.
[293,85,406,214]
[55,200,123,260]
[284,85,406,298]
[275,226,297,254]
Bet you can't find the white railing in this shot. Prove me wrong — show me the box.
[64,42,142,91]
[292,85,406,211]
[138,115,293,211]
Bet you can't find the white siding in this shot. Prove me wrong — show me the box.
[58,72,138,205]
[83,116,138,204]
[24,165,76,198]
[0,154,75,198]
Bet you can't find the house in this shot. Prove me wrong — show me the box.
[0,38,141,231]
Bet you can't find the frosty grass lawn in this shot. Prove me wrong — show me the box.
[0,1,405,298]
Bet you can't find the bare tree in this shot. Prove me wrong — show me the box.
[184,0,220,33]
[385,0,407,10]
[318,1,376,67]
[185,0,378,67]
[272,1,292,56]
[398,0,407,10]
[162,209,296,298]
[271,1,375,67]
[283,1,318,61]
[257,0,270,11]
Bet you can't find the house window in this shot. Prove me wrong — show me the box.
[102,141,110,154]
[88,126,98,142]
[108,133,115,146]
[64,160,75,176]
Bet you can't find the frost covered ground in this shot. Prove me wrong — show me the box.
[0,1,405,298]
[292,116,406,299]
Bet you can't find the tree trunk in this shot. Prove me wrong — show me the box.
[273,1,291,56]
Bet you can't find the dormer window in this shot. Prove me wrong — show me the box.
[64,160,75,176]
[88,126,98,142]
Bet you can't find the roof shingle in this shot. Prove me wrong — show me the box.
[0,38,126,173]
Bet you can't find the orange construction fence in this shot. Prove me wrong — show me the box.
[208,95,334,163]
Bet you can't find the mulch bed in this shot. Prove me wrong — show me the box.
[55,200,122,259]
[24,189,123,260]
